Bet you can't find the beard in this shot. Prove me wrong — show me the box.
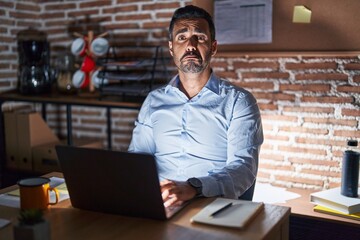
[180,60,202,73]
[179,51,211,73]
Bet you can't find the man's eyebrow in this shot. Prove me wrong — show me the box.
[174,27,188,36]
[174,27,206,37]
[194,27,205,34]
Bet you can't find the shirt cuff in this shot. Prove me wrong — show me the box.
[197,176,222,197]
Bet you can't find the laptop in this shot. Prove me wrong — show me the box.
[55,145,187,220]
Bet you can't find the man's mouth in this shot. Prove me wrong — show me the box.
[181,52,201,61]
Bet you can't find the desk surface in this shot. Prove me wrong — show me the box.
[0,172,290,240]
[278,188,360,226]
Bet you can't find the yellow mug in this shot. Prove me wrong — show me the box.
[18,177,59,210]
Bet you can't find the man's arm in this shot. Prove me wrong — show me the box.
[159,94,263,207]
[128,97,155,154]
[198,94,263,199]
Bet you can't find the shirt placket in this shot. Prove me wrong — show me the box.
[178,101,191,178]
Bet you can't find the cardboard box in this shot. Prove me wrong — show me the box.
[4,112,18,170]
[4,110,59,171]
[17,111,59,171]
[32,138,103,174]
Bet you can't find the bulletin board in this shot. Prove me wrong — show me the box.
[192,0,360,52]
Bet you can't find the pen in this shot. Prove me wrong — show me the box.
[209,202,233,217]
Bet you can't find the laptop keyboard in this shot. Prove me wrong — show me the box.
[165,204,184,218]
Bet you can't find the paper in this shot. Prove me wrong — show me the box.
[253,182,300,203]
[314,205,360,221]
[0,177,69,208]
[214,0,273,44]
[310,187,360,214]
[292,5,312,23]
[0,193,20,208]
[0,218,11,229]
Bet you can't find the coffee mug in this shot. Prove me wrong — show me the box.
[90,37,109,56]
[72,70,90,88]
[18,177,59,210]
[71,37,87,56]
[80,55,96,73]
[91,70,109,88]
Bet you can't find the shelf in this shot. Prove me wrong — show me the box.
[96,45,170,97]
[0,90,144,188]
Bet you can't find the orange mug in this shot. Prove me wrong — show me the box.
[18,177,59,210]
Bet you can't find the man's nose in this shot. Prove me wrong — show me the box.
[186,36,198,51]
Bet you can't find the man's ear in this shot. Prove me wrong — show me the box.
[211,40,218,56]
[168,41,173,56]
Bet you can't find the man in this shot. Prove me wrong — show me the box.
[128,5,263,207]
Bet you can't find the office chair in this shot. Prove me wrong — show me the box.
[238,182,256,201]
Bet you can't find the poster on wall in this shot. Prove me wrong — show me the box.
[214,0,273,45]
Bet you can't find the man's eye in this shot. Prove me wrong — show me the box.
[198,36,206,41]
[178,36,186,41]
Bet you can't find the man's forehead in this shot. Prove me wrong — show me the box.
[173,18,209,34]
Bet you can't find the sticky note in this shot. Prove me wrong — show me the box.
[293,5,312,23]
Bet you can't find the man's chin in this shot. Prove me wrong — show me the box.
[181,63,203,73]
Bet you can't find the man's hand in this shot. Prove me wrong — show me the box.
[160,179,197,207]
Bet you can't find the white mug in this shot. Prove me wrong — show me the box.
[72,70,89,88]
[90,37,109,56]
[91,70,109,88]
[71,37,87,56]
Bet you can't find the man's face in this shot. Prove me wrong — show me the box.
[169,18,217,74]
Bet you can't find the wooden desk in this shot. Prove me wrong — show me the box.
[278,188,360,240]
[279,188,359,225]
[0,173,290,240]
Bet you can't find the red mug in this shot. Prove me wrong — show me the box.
[80,55,96,73]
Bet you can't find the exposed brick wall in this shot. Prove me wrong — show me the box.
[1,0,359,191]
[213,54,360,190]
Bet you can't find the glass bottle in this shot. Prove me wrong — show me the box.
[341,140,360,197]
[55,53,77,94]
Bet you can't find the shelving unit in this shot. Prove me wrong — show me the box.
[96,45,170,99]
[0,91,142,188]
[0,46,172,188]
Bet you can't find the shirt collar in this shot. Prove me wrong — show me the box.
[164,72,221,95]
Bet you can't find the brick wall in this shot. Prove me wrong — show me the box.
[213,54,360,190]
[0,0,359,191]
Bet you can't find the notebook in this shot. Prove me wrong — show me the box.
[55,145,187,220]
[190,198,264,229]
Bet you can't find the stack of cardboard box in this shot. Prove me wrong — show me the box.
[4,110,102,174]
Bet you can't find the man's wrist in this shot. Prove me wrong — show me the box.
[187,177,203,197]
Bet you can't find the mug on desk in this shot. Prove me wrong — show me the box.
[18,177,59,210]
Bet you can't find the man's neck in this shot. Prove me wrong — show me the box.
[178,69,211,99]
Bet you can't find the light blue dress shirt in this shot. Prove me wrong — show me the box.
[128,72,263,199]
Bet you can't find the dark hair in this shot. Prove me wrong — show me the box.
[168,5,215,41]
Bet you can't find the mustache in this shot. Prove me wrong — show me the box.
[181,51,201,61]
